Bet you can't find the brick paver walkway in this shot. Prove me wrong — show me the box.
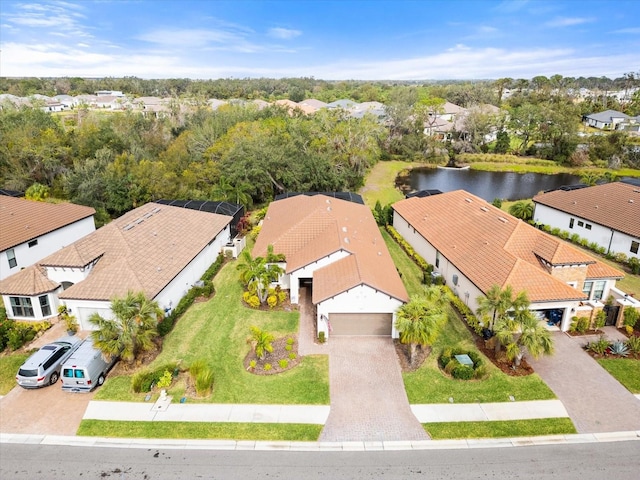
[528,328,640,434]
[319,337,430,442]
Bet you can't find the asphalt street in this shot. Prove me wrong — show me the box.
[1,441,639,480]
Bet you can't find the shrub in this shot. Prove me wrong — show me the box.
[570,316,590,334]
[249,359,257,369]
[609,341,629,357]
[132,362,179,393]
[569,233,581,244]
[385,225,430,271]
[629,257,640,275]
[318,331,326,343]
[452,364,474,380]
[626,336,640,354]
[7,322,37,350]
[586,336,610,355]
[245,294,261,309]
[195,369,214,396]
[623,307,639,330]
[492,198,503,208]
[288,352,297,360]
[285,344,292,351]
[473,363,488,379]
[614,252,628,264]
[266,295,278,308]
[189,359,208,378]
[277,291,287,303]
[286,337,294,345]
[156,370,173,389]
[278,359,289,369]
[263,363,272,371]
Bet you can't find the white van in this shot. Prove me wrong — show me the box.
[60,338,117,392]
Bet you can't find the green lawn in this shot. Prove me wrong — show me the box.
[382,228,425,297]
[77,420,322,441]
[0,352,29,395]
[359,160,418,207]
[425,418,576,439]
[597,358,640,393]
[96,260,329,404]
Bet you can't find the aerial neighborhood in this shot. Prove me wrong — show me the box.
[1,74,640,447]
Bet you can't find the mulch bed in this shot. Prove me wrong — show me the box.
[109,337,164,376]
[473,336,534,376]
[243,335,301,375]
[394,339,431,372]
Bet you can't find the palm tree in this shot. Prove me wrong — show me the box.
[395,286,448,366]
[499,312,554,367]
[249,326,274,360]
[476,284,513,330]
[236,248,284,304]
[508,201,534,222]
[89,291,162,364]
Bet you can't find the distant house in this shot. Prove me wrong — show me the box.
[253,194,408,338]
[299,99,327,110]
[0,196,96,281]
[583,110,630,130]
[0,203,233,327]
[95,90,125,97]
[533,182,640,260]
[393,190,630,332]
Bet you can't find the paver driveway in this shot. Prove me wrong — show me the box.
[319,337,430,442]
[528,329,640,433]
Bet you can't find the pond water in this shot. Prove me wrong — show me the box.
[398,167,582,201]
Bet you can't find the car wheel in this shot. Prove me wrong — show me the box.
[97,374,105,386]
[49,372,59,385]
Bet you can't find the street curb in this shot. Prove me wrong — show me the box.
[1,431,638,451]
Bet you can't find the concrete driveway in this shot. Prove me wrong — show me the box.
[528,328,640,434]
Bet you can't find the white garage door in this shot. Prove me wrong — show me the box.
[329,313,392,336]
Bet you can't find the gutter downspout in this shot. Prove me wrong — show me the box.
[607,228,614,255]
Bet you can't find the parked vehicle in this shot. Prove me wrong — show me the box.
[60,338,118,392]
[16,337,81,388]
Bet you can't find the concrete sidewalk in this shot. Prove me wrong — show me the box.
[83,399,568,425]
[84,401,330,424]
[411,400,568,423]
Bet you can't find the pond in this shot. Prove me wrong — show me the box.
[397,167,582,201]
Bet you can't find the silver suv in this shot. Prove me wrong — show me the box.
[16,337,81,388]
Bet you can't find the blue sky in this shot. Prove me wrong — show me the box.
[1,0,638,80]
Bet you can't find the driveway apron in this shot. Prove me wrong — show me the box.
[319,337,430,442]
[528,329,640,434]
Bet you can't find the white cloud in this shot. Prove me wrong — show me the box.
[268,27,302,40]
[545,17,594,28]
[613,27,640,34]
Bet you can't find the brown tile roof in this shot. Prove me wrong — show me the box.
[254,195,408,304]
[0,196,95,251]
[533,182,640,237]
[393,190,624,303]
[0,265,59,296]
[40,203,231,301]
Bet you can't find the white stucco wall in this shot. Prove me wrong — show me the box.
[315,284,404,339]
[0,216,95,280]
[2,289,62,322]
[533,203,639,259]
[287,250,350,304]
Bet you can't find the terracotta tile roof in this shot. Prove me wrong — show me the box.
[0,265,59,296]
[0,196,95,251]
[254,195,408,304]
[393,190,624,303]
[533,182,640,237]
[38,203,231,301]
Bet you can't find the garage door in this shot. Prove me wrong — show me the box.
[329,313,392,336]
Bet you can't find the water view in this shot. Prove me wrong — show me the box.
[399,168,582,202]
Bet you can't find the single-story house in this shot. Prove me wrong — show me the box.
[253,194,408,338]
[533,181,640,260]
[583,110,630,130]
[0,195,96,280]
[0,202,233,329]
[393,190,630,332]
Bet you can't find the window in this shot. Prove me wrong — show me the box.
[435,251,440,268]
[28,239,38,248]
[585,224,592,230]
[569,218,574,229]
[10,297,34,317]
[593,280,606,301]
[6,249,17,269]
[452,274,459,286]
[631,241,639,255]
[578,221,584,227]
[582,281,593,298]
[39,295,51,317]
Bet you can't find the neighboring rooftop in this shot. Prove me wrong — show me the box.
[0,196,95,251]
[254,194,408,304]
[533,181,640,238]
[40,202,231,301]
[393,190,623,303]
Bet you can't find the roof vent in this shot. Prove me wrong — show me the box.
[480,207,488,212]
[465,198,472,203]
[630,199,634,203]
[344,237,350,244]
[498,217,508,223]
[342,226,347,232]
